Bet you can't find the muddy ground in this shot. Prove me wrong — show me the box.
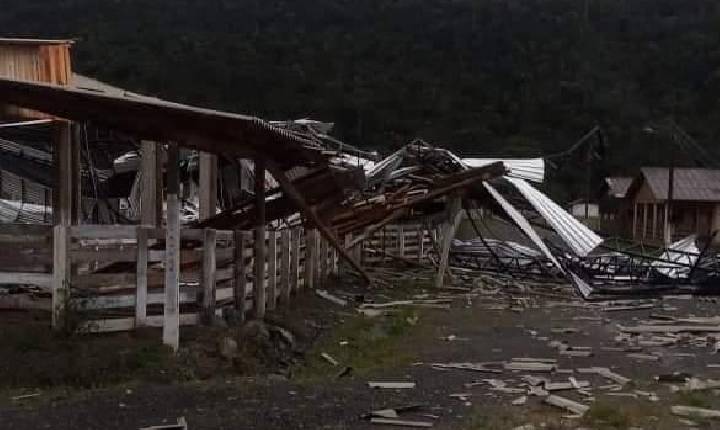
[2,271,720,429]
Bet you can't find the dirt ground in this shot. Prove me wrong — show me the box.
[3,271,720,429]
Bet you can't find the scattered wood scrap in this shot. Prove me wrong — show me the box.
[671,405,720,419]
[368,381,416,389]
[370,418,433,427]
[315,289,348,306]
[618,324,720,334]
[140,417,188,430]
[543,394,589,416]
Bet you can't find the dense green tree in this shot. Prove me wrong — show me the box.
[1,0,719,201]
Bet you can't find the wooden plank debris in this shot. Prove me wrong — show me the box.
[618,324,720,334]
[368,381,416,389]
[370,418,433,428]
[671,405,720,419]
[577,367,630,385]
[316,289,348,306]
[543,394,589,416]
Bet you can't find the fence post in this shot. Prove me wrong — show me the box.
[233,230,248,323]
[280,229,291,305]
[305,229,317,289]
[135,226,148,327]
[52,225,69,330]
[267,229,277,310]
[163,144,181,351]
[319,236,328,284]
[202,228,217,324]
[291,228,301,292]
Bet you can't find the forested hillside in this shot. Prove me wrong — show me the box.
[2,0,720,200]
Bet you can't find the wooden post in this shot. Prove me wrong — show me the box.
[319,236,328,284]
[267,229,277,310]
[280,229,291,305]
[652,203,658,240]
[663,203,670,245]
[53,121,73,226]
[642,203,648,240]
[163,143,181,351]
[199,152,217,221]
[291,228,301,292]
[140,141,158,226]
[155,145,164,226]
[71,124,82,225]
[135,226,148,327]
[417,226,425,262]
[632,202,638,241]
[233,230,248,322]
[202,228,217,324]
[435,198,463,289]
[51,225,69,329]
[398,225,405,258]
[254,157,266,319]
[305,229,317,289]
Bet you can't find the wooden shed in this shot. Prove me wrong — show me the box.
[0,38,73,118]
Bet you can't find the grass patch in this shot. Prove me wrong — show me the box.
[584,401,632,429]
[674,391,715,409]
[463,406,570,429]
[294,308,423,381]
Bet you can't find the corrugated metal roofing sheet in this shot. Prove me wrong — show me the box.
[641,167,720,202]
[464,158,545,183]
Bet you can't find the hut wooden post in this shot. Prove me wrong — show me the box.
[233,230,248,323]
[291,228,301,292]
[319,235,328,284]
[417,227,424,262]
[201,228,217,324]
[267,229,277,310]
[135,226,148,327]
[633,202,638,241]
[398,225,405,258]
[140,141,158,226]
[305,229,317,289]
[435,197,462,289]
[253,157,267,319]
[642,203,648,240]
[279,229,291,305]
[53,121,73,226]
[51,224,69,330]
[652,203,658,240]
[163,143,181,351]
[199,152,217,221]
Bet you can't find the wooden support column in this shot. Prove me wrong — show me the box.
[233,230,248,322]
[163,143,181,351]
[291,228,301,291]
[663,202,671,245]
[202,228,217,324]
[435,198,463,289]
[280,229,291,305]
[135,226,148,327]
[398,225,405,258]
[155,145,164,226]
[51,225,69,330]
[652,203,658,240]
[254,157,267,319]
[267,229,277,310]
[71,124,82,224]
[53,121,73,226]
[319,236,328,284]
[305,229,318,289]
[632,202,638,241]
[417,227,425,262]
[642,203,648,240]
[199,152,218,221]
[140,141,158,226]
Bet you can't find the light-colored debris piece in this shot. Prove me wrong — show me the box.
[321,352,339,366]
[512,395,528,406]
[431,362,502,373]
[370,418,434,427]
[528,385,549,397]
[512,357,557,364]
[140,417,187,430]
[543,381,589,391]
[368,381,416,389]
[627,353,661,362]
[578,367,631,385]
[560,350,593,358]
[673,378,720,392]
[512,425,536,430]
[544,394,590,416]
[598,384,623,391]
[315,289,348,306]
[677,418,699,426]
[371,409,399,419]
[634,390,660,402]
[11,392,40,401]
[504,362,555,372]
[551,327,579,334]
[618,324,720,334]
[671,405,720,419]
[607,393,638,398]
[440,334,469,342]
[449,393,471,401]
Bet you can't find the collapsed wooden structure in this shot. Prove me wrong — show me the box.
[0,39,515,349]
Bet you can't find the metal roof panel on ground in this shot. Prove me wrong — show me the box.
[640,167,720,202]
